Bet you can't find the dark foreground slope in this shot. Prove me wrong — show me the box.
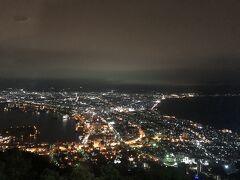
[0,149,213,180]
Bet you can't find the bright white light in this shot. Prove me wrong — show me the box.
[224,165,229,169]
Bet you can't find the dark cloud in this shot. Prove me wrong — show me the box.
[13,15,29,23]
[0,0,240,85]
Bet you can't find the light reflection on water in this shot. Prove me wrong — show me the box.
[0,103,77,143]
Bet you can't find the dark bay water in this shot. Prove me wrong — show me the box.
[0,104,77,143]
[158,96,240,132]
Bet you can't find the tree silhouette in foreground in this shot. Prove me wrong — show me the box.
[0,149,218,180]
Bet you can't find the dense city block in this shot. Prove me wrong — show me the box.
[0,89,240,179]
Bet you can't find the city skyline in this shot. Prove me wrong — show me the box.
[1,1,240,179]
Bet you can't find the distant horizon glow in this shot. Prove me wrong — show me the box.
[0,0,240,86]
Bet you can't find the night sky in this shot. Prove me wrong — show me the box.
[1,0,240,86]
